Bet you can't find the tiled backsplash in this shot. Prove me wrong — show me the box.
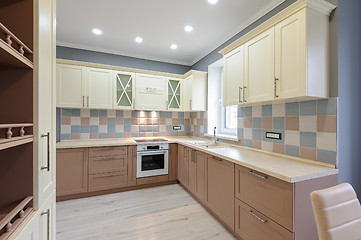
[59,109,207,140]
[236,98,337,165]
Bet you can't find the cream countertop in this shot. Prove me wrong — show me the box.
[56,137,338,183]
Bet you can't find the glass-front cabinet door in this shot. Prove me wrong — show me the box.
[167,78,182,111]
[114,71,135,109]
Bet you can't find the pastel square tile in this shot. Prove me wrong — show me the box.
[317,149,337,165]
[272,130,284,144]
[273,143,285,154]
[237,128,244,139]
[115,118,123,125]
[139,125,146,132]
[107,118,115,125]
[61,125,71,134]
[300,147,316,161]
[131,118,138,125]
[116,110,123,117]
[90,109,99,117]
[262,105,272,117]
[124,132,132,138]
[98,110,107,117]
[272,117,284,130]
[262,117,272,129]
[131,125,139,132]
[244,139,252,148]
[132,111,139,118]
[285,145,299,157]
[300,132,316,148]
[166,118,172,125]
[153,125,159,132]
[71,133,80,139]
[124,125,131,132]
[61,109,72,117]
[238,118,244,128]
[244,128,252,140]
[107,132,116,138]
[106,110,115,118]
[116,132,124,138]
[272,103,285,117]
[90,117,99,125]
[124,118,131,126]
[252,118,261,128]
[99,125,107,133]
[178,112,184,119]
[90,125,99,133]
[172,118,178,125]
[99,117,107,125]
[244,118,252,128]
[71,125,81,134]
[71,109,81,117]
[261,141,273,152]
[285,102,299,116]
[300,100,316,116]
[81,117,90,125]
[299,116,317,132]
[261,130,273,142]
[116,125,124,132]
[317,116,336,133]
[159,125,166,132]
[172,112,178,118]
[80,109,90,117]
[90,133,99,139]
[80,133,90,139]
[146,132,154,137]
[81,125,90,133]
[243,107,252,117]
[166,125,173,132]
[124,111,132,118]
[70,117,80,125]
[285,130,300,146]
[61,117,71,125]
[132,132,139,137]
[285,116,299,130]
[252,140,261,149]
[252,105,262,117]
[99,133,107,139]
[252,129,262,140]
[178,118,184,125]
[317,132,337,151]
[317,98,337,115]
[108,125,115,132]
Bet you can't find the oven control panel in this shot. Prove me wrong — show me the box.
[137,144,169,152]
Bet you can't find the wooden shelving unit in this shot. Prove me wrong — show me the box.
[0,0,34,239]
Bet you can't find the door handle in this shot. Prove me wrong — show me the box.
[41,132,50,171]
[87,96,89,107]
[243,86,247,102]
[239,86,243,103]
[274,77,279,98]
[41,209,50,240]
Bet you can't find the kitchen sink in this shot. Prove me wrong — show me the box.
[194,141,228,149]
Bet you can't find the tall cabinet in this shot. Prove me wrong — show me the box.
[0,0,56,239]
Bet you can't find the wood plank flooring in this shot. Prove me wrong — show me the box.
[56,184,236,240]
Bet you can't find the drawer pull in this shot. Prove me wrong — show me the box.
[101,173,117,177]
[147,178,157,181]
[249,170,267,180]
[211,156,222,161]
[249,210,267,223]
[102,147,109,150]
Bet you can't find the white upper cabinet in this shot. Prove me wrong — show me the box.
[183,71,207,111]
[223,45,244,106]
[56,64,112,109]
[113,71,135,110]
[135,73,167,110]
[167,77,182,111]
[244,27,275,103]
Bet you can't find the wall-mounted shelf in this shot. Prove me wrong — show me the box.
[0,124,33,151]
[0,196,33,239]
[0,23,33,69]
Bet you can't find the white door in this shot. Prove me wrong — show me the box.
[135,74,166,110]
[56,64,86,108]
[191,72,207,111]
[167,78,182,111]
[34,0,56,209]
[12,213,40,240]
[182,76,193,111]
[244,27,275,103]
[223,45,244,106]
[114,71,135,109]
[275,9,306,99]
[86,67,113,109]
[38,193,56,240]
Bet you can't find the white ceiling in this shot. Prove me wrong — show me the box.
[56,0,286,66]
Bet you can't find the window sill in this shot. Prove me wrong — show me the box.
[204,133,238,141]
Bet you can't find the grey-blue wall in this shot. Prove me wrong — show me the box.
[57,46,191,75]
[338,0,361,196]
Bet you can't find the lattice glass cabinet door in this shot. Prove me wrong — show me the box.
[114,71,135,109]
[167,78,182,110]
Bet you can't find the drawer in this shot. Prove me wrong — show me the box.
[88,146,127,158]
[88,171,127,192]
[235,198,293,240]
[136,175,169,185]
[89,155,127,174]
[235,164,293,231]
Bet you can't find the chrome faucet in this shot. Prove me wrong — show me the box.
[213,127,217,143]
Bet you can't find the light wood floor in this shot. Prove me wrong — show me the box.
[56,184,236,240]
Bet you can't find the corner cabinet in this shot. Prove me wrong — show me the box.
[221,0,336,105]
[135,73,167,110]
[182,71,207,111]
[114,71,135,109]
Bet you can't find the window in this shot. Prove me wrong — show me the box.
[208,59,237,138]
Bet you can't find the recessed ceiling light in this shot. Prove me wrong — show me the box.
[184,25,194,32]
[170,44,178,50]
[135,37,143,43]
[92,28,103,35]
[207,0,219,5]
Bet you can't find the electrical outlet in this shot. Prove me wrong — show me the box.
[173,126,181,130]
[266,131,282,140]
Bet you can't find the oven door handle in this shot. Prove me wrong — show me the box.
[138,150,168,155]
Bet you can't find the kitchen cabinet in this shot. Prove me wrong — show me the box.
[167,78,182,111]
[223,45,245,106]
[38,192,56,240]
[14,212,40,240]
[127,146,137,186]
[56,148,88,197]
[177,145,188,186]
[206,155,235,230]
[182,71,207,111]
[56,64,112,109]
[244,27,275,103]
[194,151,206,202]
[114,71,135,109]
[135,73,167,110]
[187,149,196,193]
[169,144,178,181]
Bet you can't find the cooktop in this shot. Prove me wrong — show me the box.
[134,138,168,143]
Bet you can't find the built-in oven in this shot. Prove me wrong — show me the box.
[136,144,169,178]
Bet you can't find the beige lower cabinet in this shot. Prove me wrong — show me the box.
[56,148,88,197]
[168,144,178,181]
[194,151,206,202]
[127,146,137,186]
[206,155,235,230]
[177,145,188,186]
[187,148,196,192]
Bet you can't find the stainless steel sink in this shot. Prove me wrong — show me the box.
[194,141,227,149]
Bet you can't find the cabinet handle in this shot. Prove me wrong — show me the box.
[82,96,85,107]
[243,86,247,102]
[147,178,157,181]
[189,100,192,110]
[101,173,117,177]
[248,170,267,180]
[41,209,50,240]
[102,147,109,150]
[249,210,267,223]
[211,156,222,162]
[191,150,196,162]
[87,96,89,107]
[41,132,50,172]
[274,77,279,98]
[239,86,243,103]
